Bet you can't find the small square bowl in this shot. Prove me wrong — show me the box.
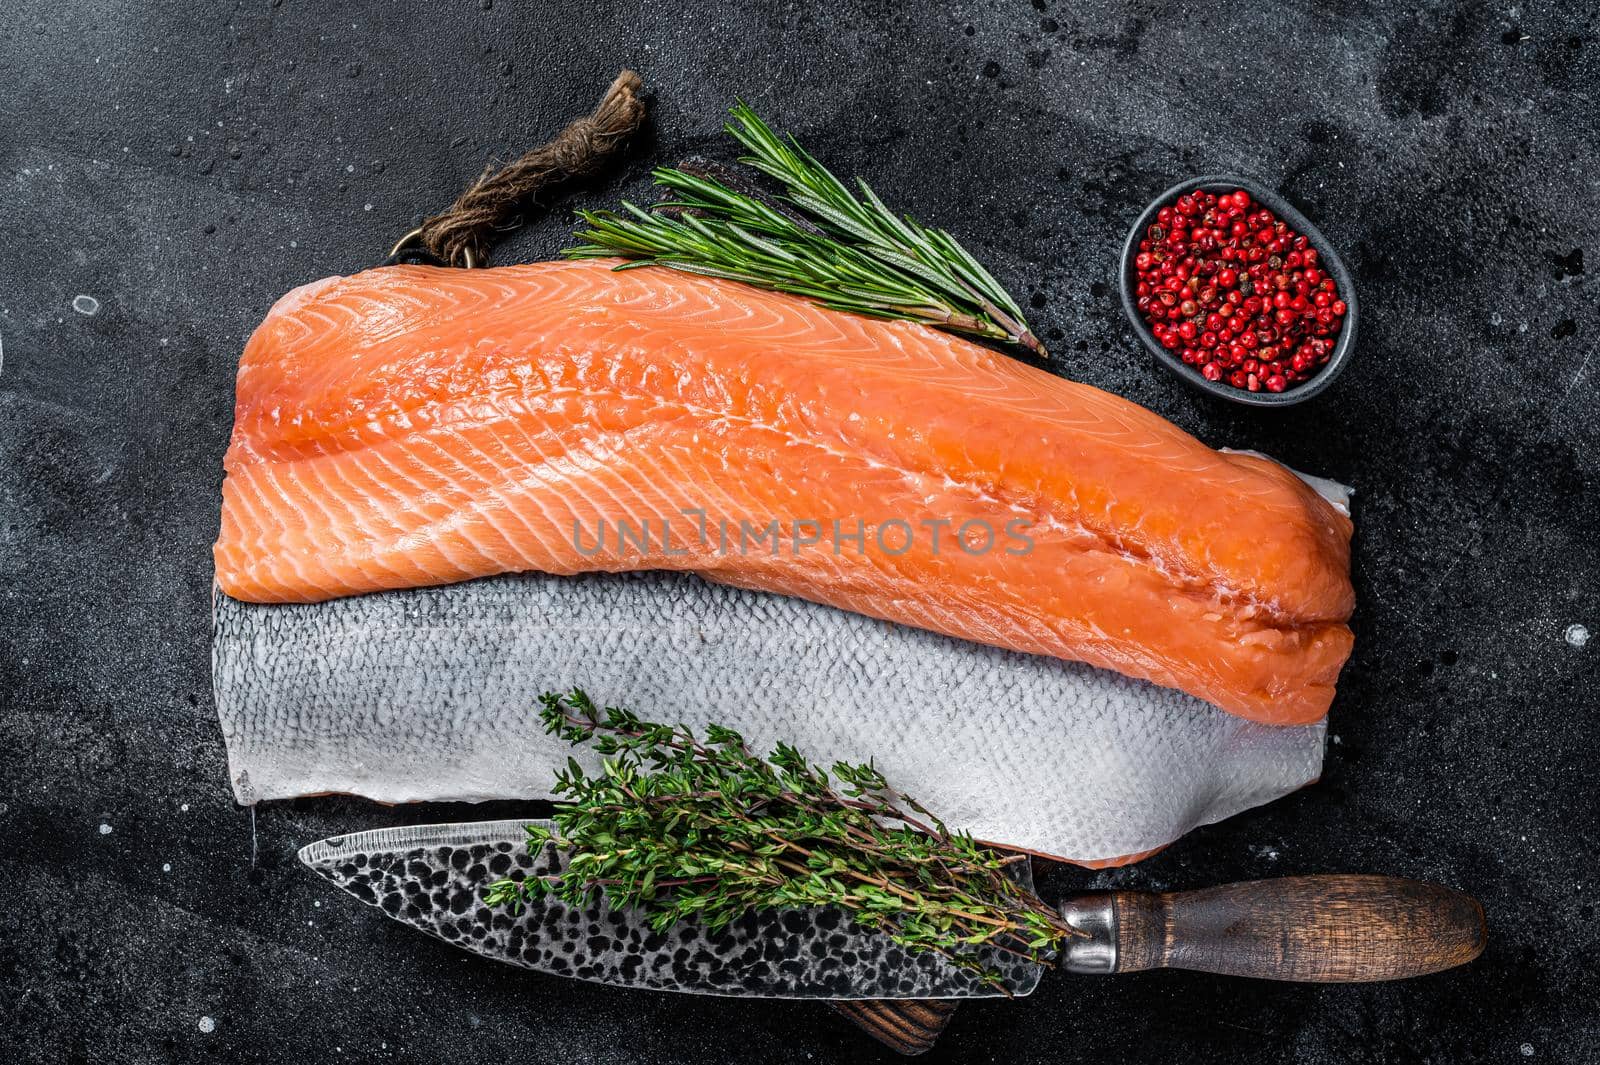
[1119,174,1358,407]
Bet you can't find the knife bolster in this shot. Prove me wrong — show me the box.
[1057,895,1119,974]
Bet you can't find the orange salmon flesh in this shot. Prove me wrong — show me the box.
[215,260,1354,725]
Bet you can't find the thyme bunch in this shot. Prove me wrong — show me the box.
[485,690,1079,989]
[564,104,1045,357]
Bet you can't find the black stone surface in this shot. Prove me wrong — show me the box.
[2,2,1596,1062]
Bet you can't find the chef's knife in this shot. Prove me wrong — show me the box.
[300,820,1040,998]
[302,820,1007,1054]
[301,822,1485,1040]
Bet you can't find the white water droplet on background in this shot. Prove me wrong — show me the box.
[162,862,172,873]
[1565,624,1590,648]
[98,823,113,835]
[72,294,100,316]
[197,1016,216,1034]
[1521,1044,1535,1057]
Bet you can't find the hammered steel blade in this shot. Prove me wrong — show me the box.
[299,820,1043,999]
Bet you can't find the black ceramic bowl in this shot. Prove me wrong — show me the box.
[1119,174,1358,407]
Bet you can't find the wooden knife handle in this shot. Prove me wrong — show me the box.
[829,1000,959,1056]
[1060,874,1486,982]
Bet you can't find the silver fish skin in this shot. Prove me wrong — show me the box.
[214,571,1325,864]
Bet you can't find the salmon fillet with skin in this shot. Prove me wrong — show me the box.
[214,260,1354,725]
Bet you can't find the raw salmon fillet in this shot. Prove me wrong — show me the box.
[214,260,1354,724]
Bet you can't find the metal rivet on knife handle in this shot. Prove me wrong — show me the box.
[1070,874,1486,982]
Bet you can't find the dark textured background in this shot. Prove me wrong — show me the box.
[2,1,1596,1062]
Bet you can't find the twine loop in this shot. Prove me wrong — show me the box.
[390,70,645,268]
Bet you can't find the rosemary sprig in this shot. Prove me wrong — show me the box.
[564,104,1045,357]
[485,690,1079,990]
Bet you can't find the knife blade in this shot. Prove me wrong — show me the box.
[298,820,1043,999]
[301,820,1486,999]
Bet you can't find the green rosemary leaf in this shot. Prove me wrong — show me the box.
[783,191,886,247]
[854,179,927,256]
[922,225,1030,322]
